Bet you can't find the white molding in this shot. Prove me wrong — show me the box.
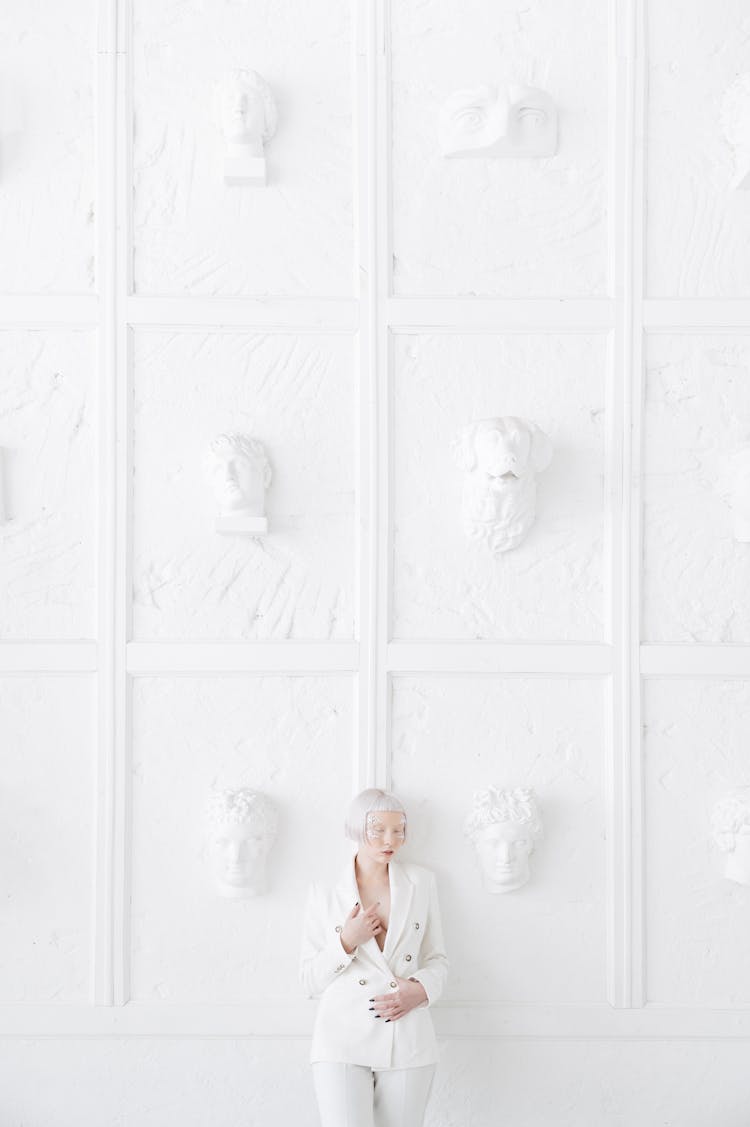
[640,645,750,677]
[126,642,360,674]
[644,300,750,329]
[386,298,615,331]
[2,1004,750,1039]
[0,297,99,326]
[0,644,98,672]
[387,644,612,675]
[94,0,118,1010]
[124,297,359,330]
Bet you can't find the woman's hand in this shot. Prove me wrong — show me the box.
[339,901,382,954]
[370,976,428,1022]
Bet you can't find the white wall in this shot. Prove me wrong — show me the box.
[2,0,750,1124]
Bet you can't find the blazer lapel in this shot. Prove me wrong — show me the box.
[333,856,391,970]
[383,861,414,963]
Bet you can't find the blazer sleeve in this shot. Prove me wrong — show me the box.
[407,871,449,1007]
[299,882,357,999]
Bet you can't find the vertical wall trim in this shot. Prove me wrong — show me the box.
[612,0,647,1009]
[94,0,118,1006]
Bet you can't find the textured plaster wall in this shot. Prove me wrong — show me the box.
[132,0,354,296]
[391,676,607,1002]
[391,0,608,296]
[132,331,356,640]
[393,332,606,640]
[2,0,750,1124]
[130,674,354,1002]
[0,331,97,638]
[0,676,95,1003]
[643,679,750,1005]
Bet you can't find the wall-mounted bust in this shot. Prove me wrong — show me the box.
[450,416,553,554]
[711,788,750,887]
[439,84,557,159]
[729,443,750,542]
[206,788,279,898]
[721,73,750,190]
[203,432,272,535]
[463,786,543,893]
[217,69,278,185]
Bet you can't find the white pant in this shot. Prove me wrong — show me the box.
[312,1061,436,1127]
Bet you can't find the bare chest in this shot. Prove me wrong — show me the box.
[356,879,391,952]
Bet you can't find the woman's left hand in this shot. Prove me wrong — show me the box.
[370,976,428,1022]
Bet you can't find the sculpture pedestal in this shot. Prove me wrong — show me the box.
[224,151,267,185]
[215,513,268,535]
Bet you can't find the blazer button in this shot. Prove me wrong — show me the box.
[405,954,412,961]
[335,925,342,933]
[414,922,420,929]
[359,979,367,986]
[390,981,397,989]
[336,964,345,972]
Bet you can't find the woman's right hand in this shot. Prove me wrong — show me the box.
[340,901,382,954]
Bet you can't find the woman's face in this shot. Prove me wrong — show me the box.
[360,810,406,866]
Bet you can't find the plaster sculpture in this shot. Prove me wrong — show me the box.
[464,786,543,894]
[203,432,272,535]
[721,73,750,190]
[206,787,279,897]
[711,788,750,887]
[439,84,557,159]
[729,443,750,542]
[0,448,6,524]
[218,69,278,185]
[450,416,553,554]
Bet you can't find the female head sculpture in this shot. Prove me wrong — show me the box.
[217,69,278,183]
[203,432,272,534]
[711,788,750,887]
[206,788,279,898]
[464,785,543,893]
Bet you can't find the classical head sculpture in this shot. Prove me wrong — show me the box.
[711,788,750,887]
[450,415,553,554]
[203,432,272,535]
[721,72,750,190]
[439,83,557,159]
[206,788,279,897]
[464,786,543,893]
[217,69,278,184]
[729,443,750,542]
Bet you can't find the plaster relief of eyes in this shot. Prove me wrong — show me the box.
[439,84,557,158]
[463,786,543,894]
[711,787,750,887]
[206,788,279,898]
[202,432,272,536]
[450,415,553,554]
[721,73,750,190]
[215,69,278,185]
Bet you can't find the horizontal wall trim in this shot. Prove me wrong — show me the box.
[2,1004,750,1039]
[124,297,359,330]
[0,296,98,326]
[387,643,613,674]
[0,643,98,672]
[386,298,615,330]
[640,645,750,677]
[643,300,750,329]
[126,642,360,673]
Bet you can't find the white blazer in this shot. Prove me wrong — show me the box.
[299,857,448,1070]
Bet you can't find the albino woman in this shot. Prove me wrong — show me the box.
[300,789,449,1127]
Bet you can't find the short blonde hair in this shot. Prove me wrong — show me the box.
[345,788,407,845]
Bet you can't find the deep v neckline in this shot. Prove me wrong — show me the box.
[355,864,392,952]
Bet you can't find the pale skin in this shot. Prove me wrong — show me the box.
[339,809,428,1023]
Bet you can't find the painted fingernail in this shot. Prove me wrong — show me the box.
[368,1007,374,1011]
[369,998,374,1002]
[374,1015,381,1018]
[385,1019,391,1023]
